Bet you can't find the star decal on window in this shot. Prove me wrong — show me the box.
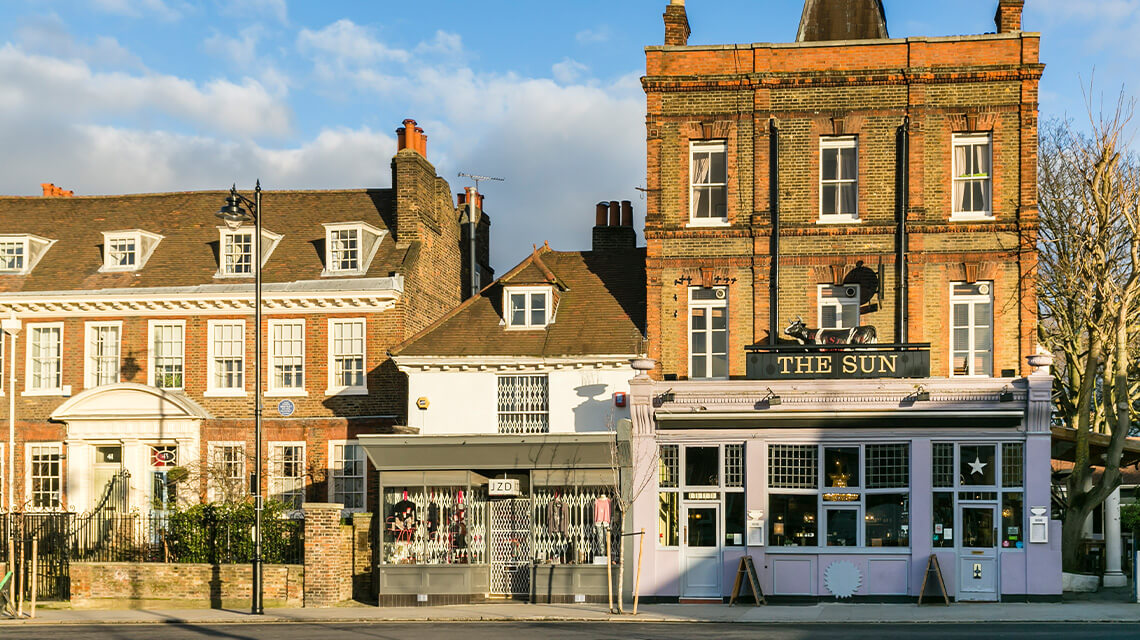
[968,456,987,475]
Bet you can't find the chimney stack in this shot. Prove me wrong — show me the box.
[663,0,690,46]
[40,183,74,197]
[592,200,637,252]
[994,0,1024,34]
[396,118,427,156]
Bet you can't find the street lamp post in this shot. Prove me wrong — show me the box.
[216,181,264,615]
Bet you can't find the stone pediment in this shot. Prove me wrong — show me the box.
[50,383,211,421]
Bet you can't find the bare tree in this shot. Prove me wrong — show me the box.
[1036,90,1140,571]
[607,415,657,614]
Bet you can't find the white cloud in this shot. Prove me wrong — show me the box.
[0,44,291,138]
[16,14,141,68]
[552,58,589,84]
[415,30,463,57]
[216,0,288,25]
[575,26,612,44]
[297,20,410,64]
[1029,0,1140,58]
[204,25,264,68]
[90,0,182,21]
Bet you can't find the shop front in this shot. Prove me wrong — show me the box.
[359,433,626,605]
[628,369,1063,602]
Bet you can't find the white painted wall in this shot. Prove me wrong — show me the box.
[406,367,635,434]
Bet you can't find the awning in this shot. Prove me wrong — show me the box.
[1050,426,1140,467]
[358,432,618,471]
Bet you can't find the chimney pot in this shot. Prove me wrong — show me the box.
[608,200,621,226]
[596,202,609,226]
[396,119,427,157]
[620,200,633,227]
[40,182,73,197]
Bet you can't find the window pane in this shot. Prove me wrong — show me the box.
[821,305,838,329]
[691,355,706,378]
[710,149,726,183]
[510,294,526,326]
[529,293,546,326]
[710,185,727,218]
[866,443,909,489]
[840,146,857,180]
[687,507,718,547]
[932,491,954,548]
[725,492,745,546]
[711,330,726,354]
[866,493,909,547]
[693,186,710,218]
[711,307,726,331]
[840,182,856,215]
[691,331,706,354]
[960,444,996,486]
[824,447,859,488]
[1002,492,1023,548]
[769,494,818,547]
[825,508,857,547]
[1002,443,1024,487]
[691,307,706,330]
[769,444,818,489]
[822,184,837,215]
[822,148,838,180]
[723,444,743,488]
[711,353,727,378]
[932,443,955,488]
[659,445,679,488]
[659,492,679,546]
[685,446,719,486]
[962,507,996,548]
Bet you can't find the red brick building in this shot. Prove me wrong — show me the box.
[0,119,491,518]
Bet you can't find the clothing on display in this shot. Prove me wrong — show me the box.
[548,494,570,535]
[593,495,611,525]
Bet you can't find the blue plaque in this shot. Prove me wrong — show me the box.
[277,399,295,417]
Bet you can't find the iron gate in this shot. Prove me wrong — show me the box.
[490,498,531,597]
[9,513,73,602]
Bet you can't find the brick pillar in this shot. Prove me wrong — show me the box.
[303,503,350,607]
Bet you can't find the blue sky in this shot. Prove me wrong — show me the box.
[0,0,1136,272]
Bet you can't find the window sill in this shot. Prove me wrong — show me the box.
[321,269,367,278]
[764,546,911,554]
[816,215,861,224]
[504,324,549,331]
[213,272,254,279]
[950,213,994,222]
[686,219,730,228]
[21,389,65,397]
[326,387,368,397]
[265,389,308,398]
[204,389,248,398]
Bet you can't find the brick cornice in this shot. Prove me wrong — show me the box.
[643,67,1044,93]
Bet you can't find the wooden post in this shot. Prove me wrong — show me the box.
[5,536,12,612]
[633,528,644,615]
[605,526,614,614]
[28,539,36,618]
[15,536,22,617]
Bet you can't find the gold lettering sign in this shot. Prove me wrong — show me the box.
[823,493,860,502]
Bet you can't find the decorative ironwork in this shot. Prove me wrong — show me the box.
[497,375,549,434]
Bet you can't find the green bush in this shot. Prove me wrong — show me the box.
[1121,503,1140,533]
[160,501,303,564]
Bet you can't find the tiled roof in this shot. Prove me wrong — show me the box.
[392,246,645,358]
[0,189,406,292]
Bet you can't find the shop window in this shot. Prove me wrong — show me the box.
[725,491,746,546]
[769,494,818,547]
[497,374,549,434]
[959,444,996,486]
[866,493,909,547]
[383,485,487,565]
[1002,492,1024,549]
[1002,442,1024,487]
[932,491,955,548]
[769,444,818,489]
[932,442,955,488]
[150,321,184,389]
[685,446,719,487]
[952,133,992,217]
[866,444,909,489]
[658,443,743,547]
[820,136,858,220]
[818,284,860,329]
[28,443,62,510]
[951,282,993,377]
[533,487,614,565]
[824,447,859,488]
[269,443,305,510]
[689,287,727,379]
[659,492,679,547]
[690,141,727,222]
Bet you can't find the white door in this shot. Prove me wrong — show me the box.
[958,504,999,601]
[682,503,722,599]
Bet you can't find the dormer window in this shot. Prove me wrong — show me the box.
[322,222,385,276]
[217,227,282,278]
[101,230,163,272]
[505,286,553,329]
[0,234,56,275]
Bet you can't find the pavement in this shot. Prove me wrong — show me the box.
[1,598,1139,625]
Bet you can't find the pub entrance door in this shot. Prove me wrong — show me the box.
[681,502,722,599]
[957,503,999,601]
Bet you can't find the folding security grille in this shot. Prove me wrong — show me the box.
[932,442,955,488]
[724,443,744,488]
[659,444,679,488]
[532,487,614,566]
[1002,442,1024,487]
[866,444,909,489]
[768,444,818,489]
[497,375,549,433]
[491,498,532,596]
[382,487,487,566]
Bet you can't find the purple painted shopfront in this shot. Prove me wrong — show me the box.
[628,366,1063,602]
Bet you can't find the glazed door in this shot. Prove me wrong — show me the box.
[958,504,999,601]
[681,503,721,599]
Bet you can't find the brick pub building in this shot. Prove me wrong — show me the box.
[0,120,490,522]
[628,1,1061,601]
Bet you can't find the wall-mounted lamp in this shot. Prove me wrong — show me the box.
[761,387,782,407]
[999,386,1014,403]
[911,385,930,402]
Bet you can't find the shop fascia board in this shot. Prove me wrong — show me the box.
[392,354,641,373]
[357,432,622,471]
[654,409,1026,429]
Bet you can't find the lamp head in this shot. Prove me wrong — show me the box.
[216,190,253,230]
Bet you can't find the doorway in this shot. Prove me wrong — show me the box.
[92,445,124,511]
[681,502,721,599]
[957,503,999,601]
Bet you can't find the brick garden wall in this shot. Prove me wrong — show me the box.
[69,562,302,609]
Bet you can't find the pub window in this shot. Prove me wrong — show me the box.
[959,444,997,486]
[818,284,860,329]
[931,442,1027,551]
[820,136,858,220]
[1002,442,1024,487]
[658,443,744,547]
[932,442,955,488]
[689,287,727,379]
[690,141,727,222]
[951,281,993,377]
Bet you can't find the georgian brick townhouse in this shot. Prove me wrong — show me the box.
[628,1,1060,602]
[0,120,491,519]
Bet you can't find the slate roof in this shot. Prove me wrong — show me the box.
[392,246,645,358]
[797,0,889,42]
[0,189,407,292]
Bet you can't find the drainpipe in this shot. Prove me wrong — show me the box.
[768,118,780,345]
[896,116,910,344]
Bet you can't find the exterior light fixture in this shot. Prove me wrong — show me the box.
[999,386,1014,403]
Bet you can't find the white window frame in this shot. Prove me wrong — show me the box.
[24,322,64,395]
[952,133,993,219]
[220,229,254,276]
[504,286,553,329]
[215,226,283,278]
[689,140,728,226]
[26,442,63,511]
[326,317,367,396]
[100,230,163,272]
[817,284,860,330]
[84,321,122,388]
[321,222,386,277]
[688,286,728,380]
[147,320,185,390]
[0,234,56,275]
[206,319,246,397]
[0,238,27,273]
[268,319,306,396]
[269,441,306,512]
[328,439,366,513]
[950,281,994,377]
[819,136,859,222]
[207,441,247,503]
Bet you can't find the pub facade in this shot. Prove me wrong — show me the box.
[629,0,1061,602]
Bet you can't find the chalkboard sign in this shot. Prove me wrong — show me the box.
[918,554,950,605]
[729,556,766,606]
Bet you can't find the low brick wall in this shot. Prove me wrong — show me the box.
[69,562,303,609]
